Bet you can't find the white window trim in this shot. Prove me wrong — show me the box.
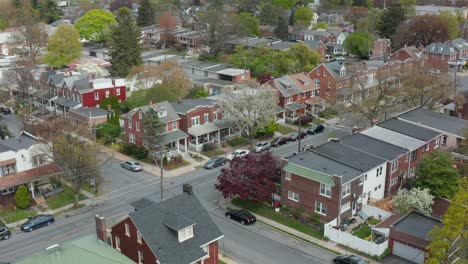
[204,113,209,123]
[342,183,351,198]
[319,183,331,197]
[391,160,398,173]
[138,250,144,264]
[137,231,142,244]
[285,172,291,181]
[425,143,430,151]
[125,223,130,237]
[191,116,200,127]
[116,88,121,96]
[129,133,135,144]
[287,191,299,202]
[435,137,440,149]
[442,135,448,146]
[94,92,99,100]
[115,236,121,251]
[135,121,140,132]
[359,176,364,185]
[315,201,327,216]
[341,201,350,213]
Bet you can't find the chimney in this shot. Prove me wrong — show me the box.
[95,214,107,242]
[183,184,193,195]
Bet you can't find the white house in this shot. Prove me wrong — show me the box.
[336,31,348,45]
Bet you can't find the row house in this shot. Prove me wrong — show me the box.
[447,38,468,69]
[389,46,424,64]
[304,40,328,62]
[370,38,391,60]
[108,185,223,264]
[124,101,189,158]
[170,98,238,151]
[269,73,323,121]
[180,60,251,83]
[304,30,337,44]
[423,42,459,72]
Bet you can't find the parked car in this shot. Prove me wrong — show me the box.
[226,149,250,161]
[204,157,227,169]
[225,209,256,225]
[0,225,11,240]
[121,161,143,172]
[253,142,271,152]
[289,131,307,141]
[270,136,289,147]
[333,255,367,264]
[1,107,11,114]
[21,214,55,232]
[307,124,325,135]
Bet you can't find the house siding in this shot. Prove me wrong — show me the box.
[81,86,126,107]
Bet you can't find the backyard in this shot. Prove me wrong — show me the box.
[352,225,372,240]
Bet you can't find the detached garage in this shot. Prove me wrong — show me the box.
[389,212,442,264]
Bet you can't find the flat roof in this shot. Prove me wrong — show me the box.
[392,212,442,241]
[360,126,425,151]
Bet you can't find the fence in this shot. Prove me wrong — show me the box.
[361,203,393,220]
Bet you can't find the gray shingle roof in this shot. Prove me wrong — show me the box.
[360,126,425,151]
[273,76,303,97]
[340,133,408,161]
[49,73,65,85]
[285,102,306,111]
[71,107,108,118]
[398,107,468,138]
[312,141,387,172]
[323,61,346,78]
[377,118,441,141]
[159,129,188,145]
[0,133,38,151]
[188,119,231,137]
[63,75,87,90]
[392,212,442,241]
[128,101,180,123]
[129,193,223,264]
[304,40,322,49]
[288,151,362,183]
[170,98,217,114]
[130,198,155,210]
[268,41,297,51]
[74,78,90,91]
[54,97,81,108]
[424,42,457,55]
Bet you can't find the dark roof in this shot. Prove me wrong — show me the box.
[288,150,362,183]
[424,42,458,55]
[128,101,180,123]
[375,215,401,228]
[163,212,196,231]
[268,41,297,51]
[49,73,65,85]
[304,40,323,49]
[0,133,38,151]
[398,107,468,138]
[392,212,442,241]
[377,118,441,141]
[129,193,223,264]
[272,76,302,97]
[323,61,346,78]
[285,102,306,111]
[170,98,216,114]
[54,97,81,108]
[312,141,387,172]
[71,107,108,118]
[74,78,90,91]
[340,133,408,161]
[159,129,189,145]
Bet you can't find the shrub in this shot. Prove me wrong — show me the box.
[202,142,218,152]
[256,121,280,138]
[122,143,147,160]
[96,123,121,145]
[292,207,305,219]
[294,116,313,125]
[309,213,321,225]
[162,155,168,166]
[15,186,32,209]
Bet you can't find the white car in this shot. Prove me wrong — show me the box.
[253,142,271,153]
[227,149,250,161]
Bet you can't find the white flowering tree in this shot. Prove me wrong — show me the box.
[68,58,110,78]
[391,188,434,216]
[218,83,278,147]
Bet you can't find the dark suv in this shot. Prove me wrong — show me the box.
[225,209,256,225]
[0,225,11,240]
[307,124,325,135]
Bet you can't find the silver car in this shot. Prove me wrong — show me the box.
[121,161,143,172]
[254,142,271,152]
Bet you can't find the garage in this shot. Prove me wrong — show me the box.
[393,241,425,264]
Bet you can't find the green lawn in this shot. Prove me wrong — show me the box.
[232,198,323,239]
[227,137,249,147]
[46,185,87,210]
[202,148,225,158]
[353,226,372,239]
[0,207,37,224]
[275,125,295,135]
[219,260,227,264]
[367,217,381,225]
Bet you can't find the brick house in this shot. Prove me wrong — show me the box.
[447,38,468,70]
[389,46,424,64]
[123,101,189,158]
[67,107,109,127]
[423,42,459,72]
[304,40,328,62]
[309,61,349,102]
[370,38,391,60]
[108,185,223,264]
[304,30,337,44]
[170,98,237,151]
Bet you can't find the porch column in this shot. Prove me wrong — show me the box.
[228,128,231,138]
[217,130,221,144]
[184,137,188,151]
[30,182,35,199]
[176,140,180,153]
[195,136,199,152]
[207,133,210,142]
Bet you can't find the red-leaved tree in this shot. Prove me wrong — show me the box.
[215,152,282,202]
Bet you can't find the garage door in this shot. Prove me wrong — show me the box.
[393,241,425,264]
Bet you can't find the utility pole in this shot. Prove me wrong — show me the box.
[454,60,458,98]
[298,115,302,153]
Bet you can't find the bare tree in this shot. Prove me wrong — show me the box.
[3,64,36,100]
[157,12,177,49]
[219,83,278,147]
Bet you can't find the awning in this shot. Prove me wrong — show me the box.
[188,119,231,137]
[0,158,16,167]
[158,129,189,145]
[0,163,61,190]
[284,102,306,111]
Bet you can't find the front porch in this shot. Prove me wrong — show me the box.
[33,92,57,112]
[276,107,286,124]
[188,120,239,151]
[284,102,306,122]
[54,97,82,115]
[305,97,326,117]
[151,130,190,159]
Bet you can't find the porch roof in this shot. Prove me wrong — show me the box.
[37,92,58,100]
[159,129,189,145]
[284,102,306,111]
[0,158,16,167]
[188,119,231,137]
[54,97,81,108]
[0,163,61,190]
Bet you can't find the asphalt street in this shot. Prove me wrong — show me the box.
[0,113,23,137]
[0,125,349,263]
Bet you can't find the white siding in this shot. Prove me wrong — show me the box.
[361,163,387,203]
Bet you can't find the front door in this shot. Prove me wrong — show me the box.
[352,202,356,215]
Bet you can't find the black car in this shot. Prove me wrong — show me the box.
[333,255,367,264]
[21,214,55,232]
[1,108,11,114]
[307,124,325,135]
[289,131,307,141]
[270,136,289,147]
[204,157,227,169]
[0,225,11,240]
[225,209,256,225]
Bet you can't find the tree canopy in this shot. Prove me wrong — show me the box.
[391,188,434,216]
[271,0,294,9]
[259,3,280,26]
[377,3,406,39]
[274,16,289,40]
[137,0,155,27]
[294,6,313,28]
[343,31,374,59]
[74,9,116,42]
[234,12,260,36]
[142,108,166,158]
[43,25,82,68]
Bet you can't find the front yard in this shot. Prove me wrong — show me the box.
[0,207,37,224]
[275,125,295,135]
[46,185,87,210]
[352,225,372,240]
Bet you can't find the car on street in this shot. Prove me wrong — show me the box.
[121,161,143,172]
[226,149,250,161]
[225,209,256,225]
[289,131,307,141]
[253,142,271,152]
[204,157,227,169]
[0,225,11,240]
[333,255,367,264]
[270,136,289,147]
[21,214,55,232]
[1,107,11,114]
[307,124,325,135]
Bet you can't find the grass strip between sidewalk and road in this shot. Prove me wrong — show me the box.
[0,208,37,224]
[46,185,87,210]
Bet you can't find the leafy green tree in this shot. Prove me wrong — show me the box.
[37,0,62,24]
[286,43,321,72]
[271,0,294,9]
[99,95,120,112]
[274,16,289,40]
[398,0,416,16]
[14,185,32,209]
[43,25,82,68]
[96,122,121,144]
[199,0,228,55]
[235,12,260,36]
[440,11,461,39]
[258,3,279,26]
[107,7,142,77]
[137,0,155,27]
[414,151,461,198]
[377,3,406,39]
[142,108,166,157]
[256,120,280,137]
[188,86,209,98]
[343,31,373,59]
[355,8,382,35]
[75,9,116,42]
[313,21,328,30]
[294,6,313,28]
[391,188,434,216]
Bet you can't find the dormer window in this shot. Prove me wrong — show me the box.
[438,47,443,52]
[178,225,194,242]
[430,46,435,51]
[340,66,346,77]
[158,108,167,117]
[286,85,292,89]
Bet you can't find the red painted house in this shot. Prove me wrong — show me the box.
[108,185,224,264]
[304,40,328,62]
[123,101,189,158]
[389,46,424,64]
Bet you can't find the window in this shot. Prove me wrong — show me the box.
[315,201,327,215]
[191,116,200,127]
[317,69,321,75]
[202,245,210,255]
[327,81,331,88]
[285,172,291,181]
[359,176,364,185]
[342,183,350,197]
[320,183,331,197]
[364,174,367,181]
[129,133,135,144]
[1,164,16,176]
[323,70,327,76]
[391,160,398,172]
[311,90,316,97]
[341,202,350,213]
[424,143,429,152]
[158,109,167,117]
[204,113,209,123]
[213,112,218,121]
[435,137,440,148]
[374,186,377,191]
[409,167,416,177]
[378,184,382,189]
[178,226,194,242]
[125,223,130,237]
[32,155,47,167]
[287,97,292,104]
[128,120,132,129]
[314,79,320,85]
[138,250,144,264]
[135,121,140,131]
[442,135,448,146]
[115,236,121,251]
[94,92,99,100]
[411,151,417,161]
[105,90,110,98]
[172,121,178,130]
[116,88,121,96]
[391,177,398,186]
[287,191,299,202]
